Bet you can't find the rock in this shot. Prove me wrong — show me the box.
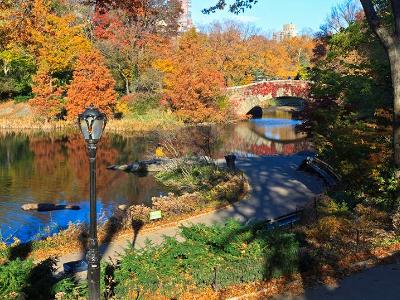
[117,164,130,171]
[21,203,40,211]
[107,157,213,174]
[118,204,128,211]
[107,158,172,173]
[21,203,80,211]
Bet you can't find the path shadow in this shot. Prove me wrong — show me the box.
[4,242,58,299]
[21,257,57,300]
[131,219,144,248]
[8,242,32,261]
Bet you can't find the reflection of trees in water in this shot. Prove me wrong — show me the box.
[0,132,34,168]
[0,123,310,211]
[0,133,34,197]
[0,132,165,209]
[217,122,311,156]
[107,133,157,164]
[159,125,231,160]
[157,123,310,159]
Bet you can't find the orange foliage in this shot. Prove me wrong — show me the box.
[66,51,116,119]
[30,67,64,119]
[5,0,91,73]
[208,23,255,86]
[157,29,226,123]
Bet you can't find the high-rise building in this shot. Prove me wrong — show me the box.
[179,0,193,31]
[273,23,297,41]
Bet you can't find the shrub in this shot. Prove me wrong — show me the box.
[123,205,152,229]
[152,192,203,217]
[155,163,229,194]
[52,277,87,300]
[113,220,299,298]
[0,258,56,300]
[0,259,33,299]
[208,174,245,202]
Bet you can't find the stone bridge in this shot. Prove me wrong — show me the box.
[227,80,312,116]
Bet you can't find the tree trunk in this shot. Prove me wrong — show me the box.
[388,43,400,171]
[125,77,130,95]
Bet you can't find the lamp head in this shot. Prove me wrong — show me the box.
[77,104,107,143]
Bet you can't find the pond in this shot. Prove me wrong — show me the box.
[0,109,311,244]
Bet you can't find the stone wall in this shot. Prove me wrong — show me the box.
[227,80,311,115]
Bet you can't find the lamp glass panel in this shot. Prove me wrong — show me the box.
[92,118,105,140]
[79,118,90,140]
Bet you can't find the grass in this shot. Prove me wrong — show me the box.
[107,109,183,133]
[0,101,183,133]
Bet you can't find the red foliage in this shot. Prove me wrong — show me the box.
[66,51,116,119]
[246,81,311,99]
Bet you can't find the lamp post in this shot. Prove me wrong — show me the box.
[78,105,107,300]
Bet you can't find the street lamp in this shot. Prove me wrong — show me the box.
[78,104,107,300]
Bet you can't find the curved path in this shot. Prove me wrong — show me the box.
[56,154,324,272]
[274,262,400,300]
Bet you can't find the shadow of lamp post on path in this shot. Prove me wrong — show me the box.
[77,104,107,300]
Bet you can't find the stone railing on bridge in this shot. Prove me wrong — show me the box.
[227,80,312,116]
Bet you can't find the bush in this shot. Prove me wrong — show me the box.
[0,258,56,300]
[155,163,229,194]
[152,192,203,218]
[52,277,87,300]
[113,220,299,298]
[0,259,34,299]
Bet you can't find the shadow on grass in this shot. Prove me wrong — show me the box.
[8,242,33,261]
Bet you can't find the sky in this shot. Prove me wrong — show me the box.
[191,0,347,34]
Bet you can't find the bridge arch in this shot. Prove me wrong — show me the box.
[227,80,312,116]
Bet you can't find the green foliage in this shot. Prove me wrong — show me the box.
[113,220,299,298]
[130,93,160,115]
[0,222,298,299]
[52,277,88,299]
[0,259,33,299]
[0,257,56,299]
[0,53,36,101]
[306,13,398,211]
[311,21,391,114]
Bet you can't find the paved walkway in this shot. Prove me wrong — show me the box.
[57,154,324,272]
[274,262,400,300]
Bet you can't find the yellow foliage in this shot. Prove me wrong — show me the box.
[115,100,131,117]
[31,13,91,73]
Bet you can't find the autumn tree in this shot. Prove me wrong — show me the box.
[30,66,64,119]
[156,29,226,123]
[66,51,116,119]
[92,0,181,95]
[207,21,257,86]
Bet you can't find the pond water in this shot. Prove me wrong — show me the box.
[0,109,311,244]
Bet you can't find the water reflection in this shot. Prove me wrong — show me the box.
[0,132,165,243]
[0,110,311,243]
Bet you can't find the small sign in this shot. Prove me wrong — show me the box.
[149,210,162,220]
